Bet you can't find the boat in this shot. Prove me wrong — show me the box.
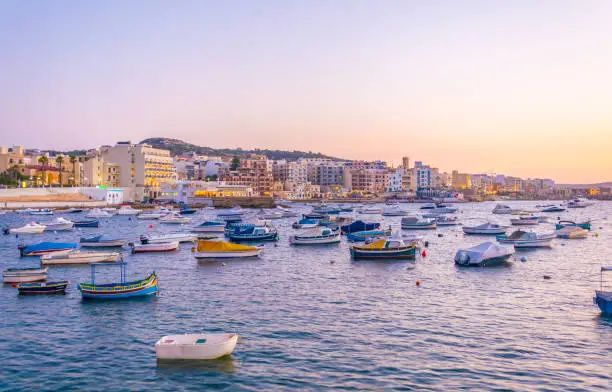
[117,206,142,215]
[340,206,354,212]
[492,204,515,214]
[156,333,239,360]
[178,205,198,215]
[346,228,392,242]
[350,238,418,260]
[510,216,540,226]
[555,226,588,239]
[27,208,53,216]
[429,204,458,214]
[497,230,555,248]
[303,212,329,220]
[136,212,166,220]
[192,221,226,233]
[18,241,78,256]
[401,233,424,243]
[131,241,179,253]
[434,216,459,226]
[217,207,247,221]
[102,207,117,213]
[541,205,565,213]
[140,233,197,244]
[358,206,383,214]
[78,262,158,300]
[277,207,298,218]
[420,203,436,210]
[289,227,341,245]
[401,216,437,230]
[86,208,113,218]
[43,217,74,231]
[555,220,591,230]
[73,218,100,228]
[80,235,126,247]
[194,240,262,259]
[292,218,319,229]
[159,214,191,224]
[594,266,612,315]
[41,250,121,265]
[319,216,352,228]
[454,242,514,267]
[17,281,69,295]
[3,267,48,283]
[463,223,508,235]
[64,208,83,214]
[382,205,409,216]
[341,220,380,234]
[258,209,284,220]
[228,226,279,242]
[567,198,594,208]
[3,222,46,234]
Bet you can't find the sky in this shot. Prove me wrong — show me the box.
[1,0,611,183]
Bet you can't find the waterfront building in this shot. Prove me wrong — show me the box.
[201,157,228,178]
[0,145,25,174]
[387,168,403,192]
[307,163,344,186]
[451,171,471,189]
[160,181,253,203]
[272,160,309,184]
[219,154,273,195]
[343,167,389,194]
[414,161,432,189]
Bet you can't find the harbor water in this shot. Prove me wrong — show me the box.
[0,202,610,391]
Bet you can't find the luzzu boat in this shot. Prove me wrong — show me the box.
[346,228,392,242]
[78,262,158,300]
[555,220,591,230]
[17,281,69,295]
[18,242,78,257]
[594,266,612,315]
[289,228,340,245]
[228,226,279,242]
[194,240,262,259]
[454,242,514,267]
[350,238,418,260]
[401,216,437,230]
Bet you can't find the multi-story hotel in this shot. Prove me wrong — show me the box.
[219,154,273,195]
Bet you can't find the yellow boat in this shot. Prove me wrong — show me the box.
[194,240,263,259]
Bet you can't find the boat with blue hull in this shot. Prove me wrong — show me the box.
[541,205,565,213]
[18,242,78,257]
[350,238,418,260]
[73,219,100,228]
[341,220,380,234]
[346,228,392,242]
[17,281,69,295]
[292,218,319,229]
[78,262,158,300]
[594,266,612,315]
[555,220,591,230]
[228,226,279,242]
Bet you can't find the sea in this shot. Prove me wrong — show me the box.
[0,201,610,391]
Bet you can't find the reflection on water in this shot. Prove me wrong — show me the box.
[156,355,237,375]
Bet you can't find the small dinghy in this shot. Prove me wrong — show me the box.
[191,221,226,233]
[292,218,319,229]
[194,240,262,259]
[43,217,74,231]
[594,266,612,315]
[18,242,78,256]
[156,333,239,360]
[137,212,166,220]
[556,226,588,239]
[41,250,121,265]
[159,214,191,224]
[86,208,114,218]
[17,281,69,295]
[80,235,126,247]
[117,206,142,215]
[140,233,197,244]
[463,222,508,235]
[350,238,418,260]
[454,242,514,267]
[130,240,179,253]
[74,218,100,228]
[3,267,48,283]
[510,216,540,226]
[3,222,46,235]
[401,216,437,230]
[289,227,341,245]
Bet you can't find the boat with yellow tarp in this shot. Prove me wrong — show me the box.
[78,262,158,300]
[194,240,263,260]
[350,238,418,260]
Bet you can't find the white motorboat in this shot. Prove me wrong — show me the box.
[27,208,53,216]
[289,227,341,245]
[454,242,514,267]
[358,206,383,214]
[86,208,113,218]
[192,221,226,233]
[159,214,191,224]
[131,240,179,253]
[43,217,74,231]
[102,207,117,213]
[137,212,166,220]
[430,204,458,214]
[510,216,540,226]
[258,209,284,220]
[492,204,515,214]
[434,216,459,226]
[80,235,126,247]
[382,205,409,216]
[155,333,239,360]
[194,240,262,259]
[463,222,508,235]
[556,226,588,239]
[41,250,121,265]
[4,222,46,234]
[117,206,142,215]
[140,233,197,244]
[3,267,48,283]
[567,198,594,208]
[401,216,437,229]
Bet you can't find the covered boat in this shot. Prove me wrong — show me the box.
[74,218,100,228]
[350,238,418,260]
[192,221,226,233]
[156,333,239,360]
[159,214,191,224]
[131,240,179,253]
[492,204,515,214]
[341,220,380,234]
[80,235,126,247]
[289,228,340,245]
[4,222,46,235]
[555,220,591,230]
[228,226,278,242]
[292,218,319,229]
[194,240,262,259]
[463,223,508,235]
[401,216,437,230]
[18,241,78,257]
[454,242,514,267]
[3,267,48,283]
[17,281,69,295]
[41,250,121,265]
[78,262,158,300]
[594,266,612,315]
[117,206,142,215]
[346,228,392,242]
[556,226,588,239]
[43,217,74,231]
[140,233,197,244]
[86,208,114,218]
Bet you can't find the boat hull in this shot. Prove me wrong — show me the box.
[80,240,126,248]
[228,233,278,242]
[74,220,100,228]
[156,334,238,360]
[192,225,226,233]
[44,223,74,231]
[131,241,179,253]
[3,274,47,283]
[289,236,340,245]
[194,250,261,259]
[401,223,437,230]
[17,281,68,295]
[463,228,506,235]
[514,239,553,248]
[594,291,612,315]
[350,247,417,259]
[41,252,120,265]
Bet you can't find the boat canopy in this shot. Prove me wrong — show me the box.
[601,267,612,272]
[197,241,257,252]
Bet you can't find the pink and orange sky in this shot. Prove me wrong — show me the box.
[1,0,611,183]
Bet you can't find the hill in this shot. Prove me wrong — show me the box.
[140,137,346,161]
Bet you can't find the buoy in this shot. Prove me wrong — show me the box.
[424,241,429,248]
[330,260,335,264]
[416,280,420,286]
[421,250,427,257]
[437,233,443,237]
[595,233,599,237]
[561,243,566,246]
[11,283,17,288]
[520,256,527,262]
[191,247,196,252]
[149,224,153,229]
[543,275,551,280]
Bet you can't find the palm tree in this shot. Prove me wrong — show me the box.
[38,155,48,186]
[69,155,77,185]
[56,155,64,186]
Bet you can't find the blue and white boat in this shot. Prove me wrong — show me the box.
[292,218,319,229]
[80,235,126,248]
[228,226,279,242]
[541,205,565,213]
[555,220,591,231]
[594,266,612,315]
[73,218,100,228]
[289,228,341,245]
[192,221,226,233]
[454,242,514,267]
[18,242,78,257]
[78,262,158,300]
[341,220,380,234]
[401,216,437,230]
[347,228,392,242]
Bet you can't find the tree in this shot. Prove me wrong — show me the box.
[230,156,240,171]
[37,155,49,185]
[69,154,77,185]
[55,155,64,185]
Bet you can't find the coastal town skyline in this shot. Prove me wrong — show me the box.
[2,1,612,183]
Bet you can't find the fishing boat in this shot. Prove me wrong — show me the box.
[130,240,179,253]
[64,208,83,214]
[17,281,69,295]
[194,240,262,259]
[228,226,279,242]
[401,216,437,230]
[178,205,198,215]
[510,216,540,226]
[78,262,158,300]
[258,209,284,220]
[303,212,328,220]
[463,223,508,235]
[43,217,74,231]
[73,218,100,228]
[86,208,114,218]
[434,216,459,226]
[3,222,46,234]
[567,198,594,208]
[292,218,319,229]
[117,206,142,215]
[350,238,418,260]
[454,242,514,267]
[594,267,612,315]
[277,207,298,218]
[430,204,458,214]
[358,206,383,214]
[340,206,354,212]
[382,205,409,216]
[192,221,226,233]
[18,241,78,256]
[156,333,239,360]
[136,212,166,220]
[159,214,191,224]
[497,230,555,248]
[555,226,588,239]
[420,203,436,210]
[140,233,197,244]
[341,220,380,234]
[217,207,246,221]
[41,250,121,265]
[3,267,48,283]
[346,228,392,242]
[492,204,515,214]
[541,205,565,213]
[555,220,591,230]
[80,235,126,247]
[27,208,53,216]
[289,227,341,245]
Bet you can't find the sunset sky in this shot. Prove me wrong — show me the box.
[1,0,611,183]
